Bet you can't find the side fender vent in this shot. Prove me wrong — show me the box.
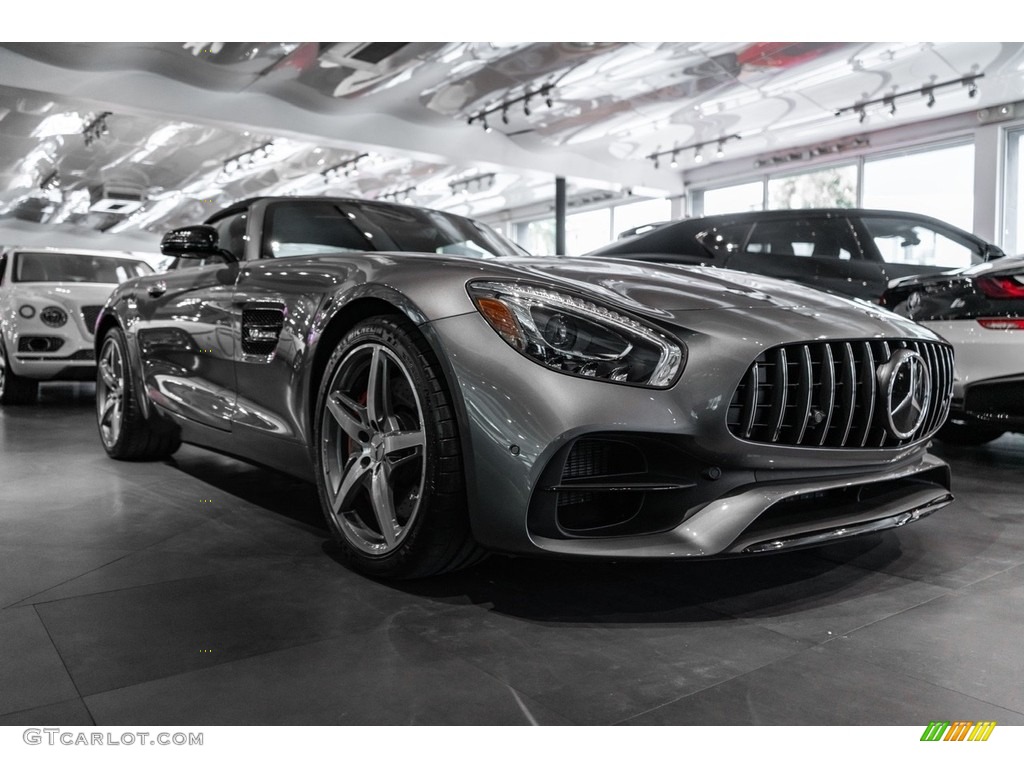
[241,306,285,359]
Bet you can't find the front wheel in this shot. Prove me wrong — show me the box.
[96,326,181,460]
[314,316,482,579]
[0,339,39,405]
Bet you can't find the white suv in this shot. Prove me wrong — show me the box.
[0,248,153,404]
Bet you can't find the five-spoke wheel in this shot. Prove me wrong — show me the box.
[314,316,479,578]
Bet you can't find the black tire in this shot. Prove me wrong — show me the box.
[936,420,1005,446]
[0,339,39,405]
[96,326,181,460]
[313,315,482,579]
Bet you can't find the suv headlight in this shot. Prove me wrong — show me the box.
[468,281,684,387]
[41,306,68,328]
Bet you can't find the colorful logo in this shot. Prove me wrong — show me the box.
[920,721,996,741]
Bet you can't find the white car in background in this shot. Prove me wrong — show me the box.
[883,255,1024,444]
[0,247,153,404]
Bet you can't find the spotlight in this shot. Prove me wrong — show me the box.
[523,98,531,117]
[967,79,978,98]
[925,89,936,107]
[483,119,492,133]
[693,146,704,164]
[858,107,867,124]
[716,141,725,159]
[669,151,679,169]
[653,156,660,170]
[501,107,509,124]
[887,98,897,118]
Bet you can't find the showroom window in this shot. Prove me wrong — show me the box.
[767,165,857,209]
[1004,128,1024,255]
[862,142,974,231]
[513,198,671,255]
[516,219,556,255]
[702,181,764,215]
[566,208,613,255]
[612,198,673,238]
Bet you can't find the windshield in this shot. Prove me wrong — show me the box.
[14,252,153,283]
[258,198,528,262]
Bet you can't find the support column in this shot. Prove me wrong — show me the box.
[555,176,567,255]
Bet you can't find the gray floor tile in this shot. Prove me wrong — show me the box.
[623,642,1024,725]
[85,627,570,725]
[835,564,1024,715]
[33,558,398,696]
[0,607,80,716]
[0,697,94,726]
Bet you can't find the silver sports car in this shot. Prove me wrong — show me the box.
[94,197,955,578]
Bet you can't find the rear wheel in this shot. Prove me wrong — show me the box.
[936,420,1005,446]
[0,339,39,405]
[314,316,482,579]
[96,326,181,460]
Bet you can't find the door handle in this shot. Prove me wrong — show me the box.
[147,280,167,298]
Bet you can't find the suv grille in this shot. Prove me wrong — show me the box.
[727,339,953,448]
[81,306,103,335]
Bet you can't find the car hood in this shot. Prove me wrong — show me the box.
[486,257,880,315]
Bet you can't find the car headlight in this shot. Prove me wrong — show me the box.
[40,306,68,327]
[468,281,684,387]
[18,304,36,319]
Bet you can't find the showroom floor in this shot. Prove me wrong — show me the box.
[1,383,1023,726]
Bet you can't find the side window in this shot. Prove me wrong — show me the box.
[860,216,980,269]
[743,218,855,260]
[0,254,6,285]
[696,222,753,255]
[263,201,374,258]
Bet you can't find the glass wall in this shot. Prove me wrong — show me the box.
[767,165,857,209]
[612,198,672,238]
[566,208,613,255]
[862,143,974,230]
[1004,129,1024,255]
[702,181,763,215]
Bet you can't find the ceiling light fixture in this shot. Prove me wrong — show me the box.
[645,134,740,170]
[464,82,557,133]
[448,172,496,198]
[82,111,112,147]
[320,152,371,183]
[834,72,984,121]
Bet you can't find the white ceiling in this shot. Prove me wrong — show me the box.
[1,41,1022,250]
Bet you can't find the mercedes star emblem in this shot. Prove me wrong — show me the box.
[877,349,931,439]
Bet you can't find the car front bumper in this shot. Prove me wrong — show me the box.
[427,308,954,559]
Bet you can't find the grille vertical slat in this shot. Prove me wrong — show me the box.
[768,347,788,443]
[742,362,759,439]
[794,346,813,445]
[728,338,951,449]
[856,341,876,447]
[838,342,857,445]
[816,343,836,447]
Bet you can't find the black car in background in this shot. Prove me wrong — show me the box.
[587,208,1004,302]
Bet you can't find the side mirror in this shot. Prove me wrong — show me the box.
[160,226,234,261]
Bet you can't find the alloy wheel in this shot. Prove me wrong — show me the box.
[320,342,427,556]
[96,336,126,447]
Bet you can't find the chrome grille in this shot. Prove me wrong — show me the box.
[727,339,953,448]
[81,306,103,335]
